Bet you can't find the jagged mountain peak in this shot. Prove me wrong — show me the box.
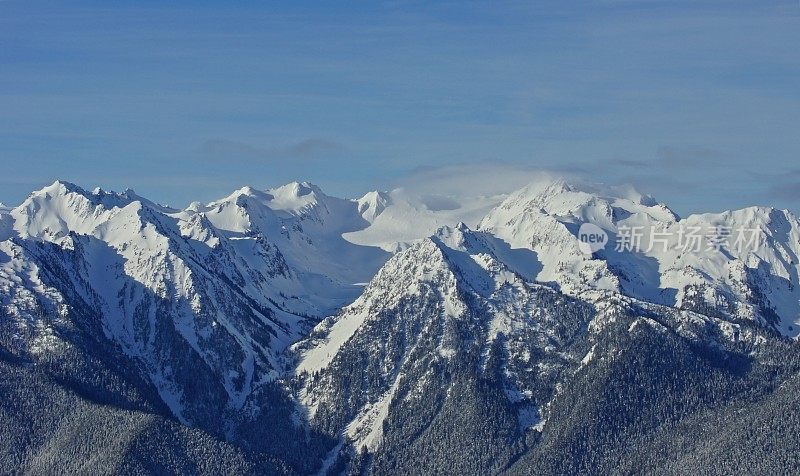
[39,179,83,195]
[488,178,678,227]
[432,221,470,243]
[431,222,495,258]
[520,176,573,196]
[209,185,273,208]
[230,185,262,198]
[204,182,344,230]
[292,223,528,378]
[478,179,800,336]
[209,182,327,212]
[358,190,390,203]
[356,190,391,222]
[266,181,327,213]
[29,180,123,202]
[12,183,145,243]
[290,219,600,458]
[274,180,324,196]
[21,180,175,216]
[22,180,98,209]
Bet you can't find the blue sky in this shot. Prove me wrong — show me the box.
[1,0,799,215]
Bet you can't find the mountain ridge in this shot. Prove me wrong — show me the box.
[2,177,800,474]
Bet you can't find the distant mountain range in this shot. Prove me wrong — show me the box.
[1,179,799,474]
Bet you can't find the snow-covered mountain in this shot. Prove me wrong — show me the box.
[1,181,385,428]
[185,181,390,315]
[289,222,799,474]
[2,177,800,474]
[291,224,596,452]
[479,179,800,336]
[344,188,504,251]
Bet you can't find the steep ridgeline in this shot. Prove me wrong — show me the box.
[479,179,800,337]
[3,178,800,474]
[0,180,388,472]
[290,224,800,475]
[193,181,389,314]
[290,224,591,473]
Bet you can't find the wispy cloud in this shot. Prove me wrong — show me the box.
[391,163,577,198]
